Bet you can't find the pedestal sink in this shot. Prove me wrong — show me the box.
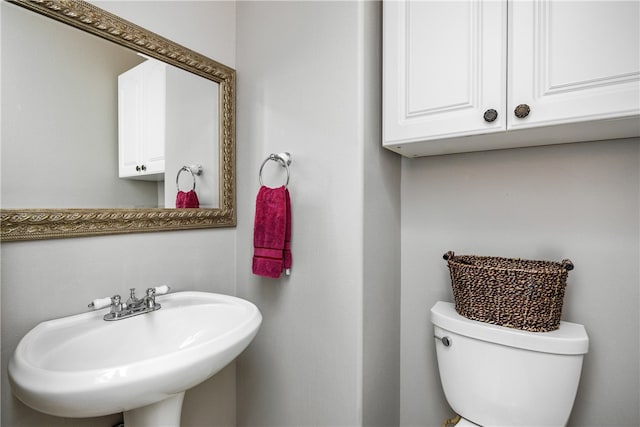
[8,291,261,426]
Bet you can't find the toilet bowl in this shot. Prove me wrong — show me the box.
[431,301,588,427]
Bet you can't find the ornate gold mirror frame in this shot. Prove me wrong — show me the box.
[1,0,236,241]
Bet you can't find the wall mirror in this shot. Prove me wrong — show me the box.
[1,0,236,241]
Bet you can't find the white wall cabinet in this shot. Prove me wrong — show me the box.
[118,59,166,179]
[383,0,640,157]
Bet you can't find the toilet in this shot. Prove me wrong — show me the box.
[431,301,589,427]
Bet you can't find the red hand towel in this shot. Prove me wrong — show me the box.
[252,185,292,278]
[176,190,200,208]
[283,188,292,273]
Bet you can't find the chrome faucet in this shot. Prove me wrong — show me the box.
[88,286,171,321]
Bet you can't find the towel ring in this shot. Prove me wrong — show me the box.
[259,152,291,187]
[176,165,203,191]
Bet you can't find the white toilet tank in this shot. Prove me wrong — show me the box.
[431,301,588,427]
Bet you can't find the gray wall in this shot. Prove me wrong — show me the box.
[362,6,402,426]
[399,138,640,427]
[235,1,400,425]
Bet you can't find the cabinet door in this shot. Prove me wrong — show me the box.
[118,60,166,179]
[509,0,640,130]
[140,60,166,175]
[383,0,507,153]
[118,66,143,177]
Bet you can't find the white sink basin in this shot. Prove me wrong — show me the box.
[9,291,261,424]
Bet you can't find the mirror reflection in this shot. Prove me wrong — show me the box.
[2,2,219,209]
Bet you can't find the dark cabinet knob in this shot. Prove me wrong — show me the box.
[514,104,530,119]
[483,109,498,122]
[141,164,147,171]
[135,165,141,172]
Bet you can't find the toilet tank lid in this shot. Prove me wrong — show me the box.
[430,301,589,355]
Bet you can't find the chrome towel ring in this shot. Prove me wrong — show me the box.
[176,165,203,191]
[259,152,292,187]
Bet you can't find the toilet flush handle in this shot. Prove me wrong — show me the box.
[435,336,452,347]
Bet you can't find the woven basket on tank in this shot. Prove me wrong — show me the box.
[443,251,574,332]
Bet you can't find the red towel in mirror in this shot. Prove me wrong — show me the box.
[252,185,292,278]
[176,190,199,208]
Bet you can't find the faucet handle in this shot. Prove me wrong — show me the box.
[145,287,157,309]
[88,296,112,309]
[88,294,121,310]
[144,286,169,309]
[153,285,171,295]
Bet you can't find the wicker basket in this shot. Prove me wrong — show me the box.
[443,251,574,332]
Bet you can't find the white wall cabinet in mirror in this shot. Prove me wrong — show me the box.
[118,59,166,180]
[0,0,236,241]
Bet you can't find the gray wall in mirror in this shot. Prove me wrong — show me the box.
[2,3,219,209]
